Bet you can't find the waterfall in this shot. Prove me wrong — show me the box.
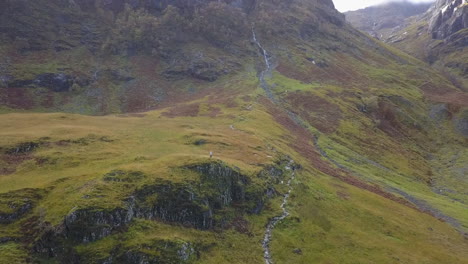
[252,28,276,102]
[252,29,271,70]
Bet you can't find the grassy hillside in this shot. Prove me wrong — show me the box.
[1,91,468,263]
[383,2,468,90]
[1,0,468,263]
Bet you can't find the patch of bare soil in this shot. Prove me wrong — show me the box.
[261,97,422,211]
[161,103,200,118]
[421,82,468,107]
[0,153,33,175]
[284,92,342,134]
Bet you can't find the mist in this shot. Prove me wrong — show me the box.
[333,0,436,12]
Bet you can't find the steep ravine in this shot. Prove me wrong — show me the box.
[252,29,276,102]
[250,28,464,236]
[252,29,299,264]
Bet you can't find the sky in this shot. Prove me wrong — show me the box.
[333,0,435,12]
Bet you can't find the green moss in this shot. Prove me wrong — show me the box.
[0,243,28,264]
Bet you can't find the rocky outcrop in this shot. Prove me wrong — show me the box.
[5,73,88,92]
[64,208,132,243]
[5,142,39,155]
[32,160,294,262]
[429,0,468,39]
[0,188,44,224]
[131,182,215,229]
[131,162,267,229]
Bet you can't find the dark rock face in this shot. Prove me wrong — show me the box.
[32,161,293,262]
[132,162,262,229]
[429,0,468,39]
[64,208,132,243]
[0,189,44,224]
[132,182,215,229]
[5,142,39,155]
[7,73,85,92]
[34,73,74,92]
[189,162,250,208]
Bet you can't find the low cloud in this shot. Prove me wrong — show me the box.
[333,0,435,12]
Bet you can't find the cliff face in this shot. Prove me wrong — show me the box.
[347,0,468,90]
[429,0,468,39]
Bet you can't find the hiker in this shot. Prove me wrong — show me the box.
[210,151,213,159]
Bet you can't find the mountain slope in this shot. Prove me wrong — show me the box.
[1,0,468,263]
[346,0,468,90]
[344,1,432,40]
[389,0,468,89]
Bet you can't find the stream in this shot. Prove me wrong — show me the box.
[251,24,464,263]
[252,29,276,102]
[252,29,297,264]
[262,165,296,264]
